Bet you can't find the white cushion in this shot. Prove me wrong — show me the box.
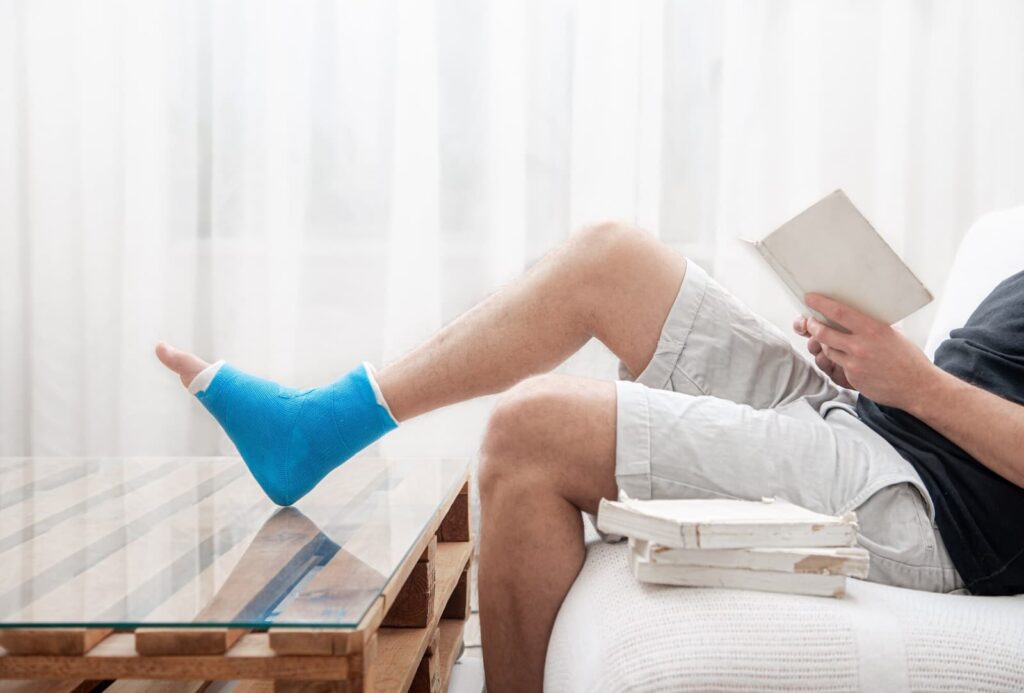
[924,206,1024,359]
[546,537,1024,692]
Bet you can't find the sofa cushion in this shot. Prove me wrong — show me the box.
[546,536,1024,692]
[924,206,1024,359]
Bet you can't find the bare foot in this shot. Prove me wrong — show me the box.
[155,342,210,388]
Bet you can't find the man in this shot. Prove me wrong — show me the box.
[156,222,1024,692]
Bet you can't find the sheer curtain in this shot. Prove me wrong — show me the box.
[2,0,1023,458]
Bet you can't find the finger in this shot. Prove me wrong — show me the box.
[821,344,850,369]
[805,294,875,332]
[807,337,822,356]
[814,352,834,375]
[792,316,809,336]
[807,318,853,352]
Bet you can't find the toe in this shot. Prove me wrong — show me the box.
[156,342,210,388]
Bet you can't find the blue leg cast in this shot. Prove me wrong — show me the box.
[194,362,398,505]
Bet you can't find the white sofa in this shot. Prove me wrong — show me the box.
[545,209,1024,692]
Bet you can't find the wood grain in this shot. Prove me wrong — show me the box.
[0,629,112,656]
[436,619,466,693]
[441,564,470,621]
[381,538,436,629]
[105,681,210,693]
[372,541,472,692]
[0,633,350,681]
[436,487,469,543]
[0,681,103,693]
[408,629,439,693]
[268,598,383,657]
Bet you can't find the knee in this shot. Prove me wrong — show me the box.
[478,374,572,499]
[573,220,653,268]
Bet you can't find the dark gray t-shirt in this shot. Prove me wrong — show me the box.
[856,270,1024,596]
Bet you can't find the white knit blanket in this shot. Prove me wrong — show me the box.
[545,536,1024,692]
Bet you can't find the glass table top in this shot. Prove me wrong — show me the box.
[0,456,468,629]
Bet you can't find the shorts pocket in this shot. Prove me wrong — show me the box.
[855,483,936,570]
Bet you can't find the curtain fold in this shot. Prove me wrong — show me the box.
[2,0,1023,457]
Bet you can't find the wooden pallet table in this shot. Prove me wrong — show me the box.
[0,456,473,692]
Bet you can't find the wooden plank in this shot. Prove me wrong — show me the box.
[269,597,384,657]
[270,683,346,693]
[381,538,436,629]
[0,633,350,681]
[380,473,468,613]
[134,628,246,657]
[408,629,439,693]
[417,536,436,565]
[136,507,329,655]
[436,486,469,543]
[372,541,473,692]
[231,683,272,693]
[143,457,388,627]
[0,629,112,656]
[436,619,465,693]
[441,565,470,621]
[269,471,468,658]
[0,682,103,693]
[105,681,210,693]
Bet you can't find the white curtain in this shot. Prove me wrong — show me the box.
[2,0,1023,458]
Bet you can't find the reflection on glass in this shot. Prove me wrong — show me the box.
[0,456,466,628]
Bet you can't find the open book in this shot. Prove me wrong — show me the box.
[741,189,932,331]
[596,494,858,550]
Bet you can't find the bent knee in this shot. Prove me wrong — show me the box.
[574,220,651,260]
[478,375,578,492]
[482,375,573,454]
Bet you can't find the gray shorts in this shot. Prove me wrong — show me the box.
[614,261,965,593]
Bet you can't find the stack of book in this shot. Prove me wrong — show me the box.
[596,494,869,598]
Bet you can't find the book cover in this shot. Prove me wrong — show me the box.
[630,539,869,578]
[740,189,933,331]
[596,494,858,550]
[629,550,848,598]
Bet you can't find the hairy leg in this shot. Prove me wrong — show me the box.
[477,374,618,693]
[376,222,685,420]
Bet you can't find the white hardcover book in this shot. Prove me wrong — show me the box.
[630,539,869,578]
[596,494,858,550]
[629,550,848,598]
[740,189,932,331]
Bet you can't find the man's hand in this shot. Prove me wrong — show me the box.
[795,295,1024,489]
[793,294,937,409]
[792,314,853,389]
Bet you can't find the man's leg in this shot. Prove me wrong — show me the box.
[157,222,684,421]
[375,222,684,420]
[476,374,618,693]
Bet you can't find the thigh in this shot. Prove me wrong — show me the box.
[615,381,861,515]
[623,261,843,410]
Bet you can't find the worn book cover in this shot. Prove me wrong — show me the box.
[740,189,933,331]
[629,549,848,598]
[597,494,858,550]
[630,538,869,578]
